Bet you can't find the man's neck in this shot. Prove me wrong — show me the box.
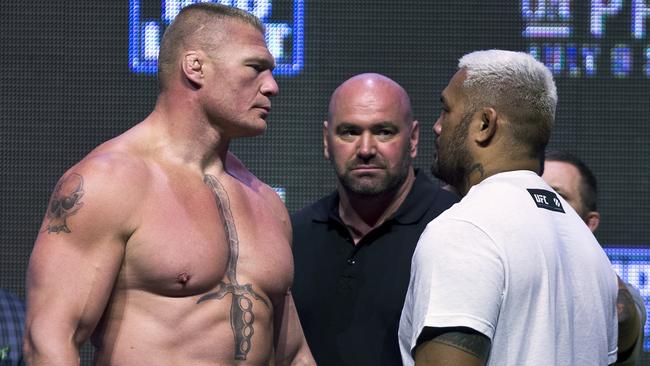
[338,168,416,245]
[461,154,540,196]
[146,98,231,173]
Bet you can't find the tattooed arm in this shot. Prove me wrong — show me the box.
[23,155,140,365]
[414,327,490,366]
[616,276,641,361]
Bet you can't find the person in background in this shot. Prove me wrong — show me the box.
[1,288,25,366]
[292,73,459,365]
[543,149,646,366]
[399,50,618,365]
[23,3,313,365]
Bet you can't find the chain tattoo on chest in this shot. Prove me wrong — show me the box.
[198,174,270,361]
[44,173,85,234]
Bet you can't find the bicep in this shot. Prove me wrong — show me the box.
[26,168,132,345]
[27,231,125,340]
[414,327,490,366]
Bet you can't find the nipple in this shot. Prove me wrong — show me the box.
[176,272,191,285]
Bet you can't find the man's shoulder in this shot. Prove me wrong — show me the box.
[426,186,459,211]
[421,192,490,238]
[71,147,151,189]
[290,192,336,225]
[457,171,542,211]
[225,153,289,214]
[403,172,459,221]
[47,147,154,233]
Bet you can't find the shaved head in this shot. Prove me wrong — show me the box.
[157,3,264,91]
[328,73,413,123]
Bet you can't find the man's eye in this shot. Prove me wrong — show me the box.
[338,129,358,138]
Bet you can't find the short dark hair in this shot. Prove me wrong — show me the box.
[157,3,264,90]
[545,150,598,212]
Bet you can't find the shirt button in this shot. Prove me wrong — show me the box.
[347,258,356,265]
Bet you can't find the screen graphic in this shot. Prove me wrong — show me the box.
[522,0,649,78]
[129,0,304,75]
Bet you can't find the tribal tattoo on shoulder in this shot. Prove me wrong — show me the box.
[431,330,491,362]
[198,174,270,361]
[43,173,85,234]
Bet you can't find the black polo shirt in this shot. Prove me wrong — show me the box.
[291,170,459,366]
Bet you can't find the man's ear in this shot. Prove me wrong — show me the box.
[409,120,420,159]
[182,52,204,87]
[323,121,330,160]
[585,211,600,232]
[474,107,498,145]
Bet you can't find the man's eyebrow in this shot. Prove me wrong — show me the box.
[245,56,275,70]
[335,122,358,130]
[371,121,400,129]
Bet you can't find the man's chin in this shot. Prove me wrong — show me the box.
[341,176,386,196]
[348,186,386,196]
[431,164,459,191]
[237,121,267,137]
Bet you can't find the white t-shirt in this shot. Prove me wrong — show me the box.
[399,170,618,366]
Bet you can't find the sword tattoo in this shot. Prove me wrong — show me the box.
[198,175,270,360]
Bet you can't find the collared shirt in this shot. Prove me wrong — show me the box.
[0,289,25,366]
[291,170,458,366]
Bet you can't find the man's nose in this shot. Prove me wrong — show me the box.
[433,117,442,136]
[261,72,279,97]
[357,133,376,159]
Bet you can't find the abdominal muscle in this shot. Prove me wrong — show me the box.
[92,285,275,365]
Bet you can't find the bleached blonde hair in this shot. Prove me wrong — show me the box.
[458,50,557,157]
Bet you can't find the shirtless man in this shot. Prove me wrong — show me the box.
[23,3,314,365]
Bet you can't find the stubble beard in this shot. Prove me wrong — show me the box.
[431,113,473,194]
[334,147,413,198]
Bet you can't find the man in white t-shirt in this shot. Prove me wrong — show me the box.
[399,50,619,365]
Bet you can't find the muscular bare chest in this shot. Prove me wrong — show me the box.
[120,171,293,302]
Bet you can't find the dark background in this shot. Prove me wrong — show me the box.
[2,0,648,363]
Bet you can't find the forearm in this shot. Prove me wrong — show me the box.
[281,338,315,366]
[273,293,315,366]
[23,328,80,366]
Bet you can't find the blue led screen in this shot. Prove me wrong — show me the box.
[129,0,304,75]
